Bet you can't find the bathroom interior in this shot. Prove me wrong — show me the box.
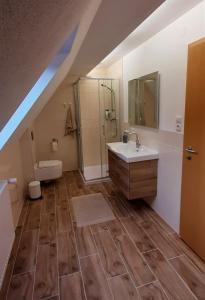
[0,0,205,299]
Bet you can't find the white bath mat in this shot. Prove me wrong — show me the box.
[71,193,115,227]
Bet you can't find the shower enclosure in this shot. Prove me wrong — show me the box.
[73,77,120,180]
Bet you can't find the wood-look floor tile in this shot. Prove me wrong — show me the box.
[0,257,16,299]
[10,226,23,259]
[171,233,205,274]
[122,217,156,253]
[113,191,141,219]
[13,229,38,275]
[141,220,181,259]
[170,254,205,299]
[39,212,56,245]
[138,281,168,300]
[7,272,34,300]
[55,176,66,188]
[125,202,148,223]
[56,207,72,233]
[43,183,55,195]
[55,182,68,208]
[34,243,58,300]
[81,254,112,300]
[58,231,79,276]
[17,200,29,227]
[109,273,139,300]
[24,201,41,231]
[81,185,93,195]
[68,198,75,222]
[106,219,126,242]
[144,206,175,234]
[4,171,205,300]
[94,230,126,278]
[42,192,55,214]
[113,234,155,286]
[75,226,96,257]
[64,171,75,184]
[74,173,84,190]
[90,222,108,234]
[88,183,108,196]
[0,226,24,297]
[108,195,131,218]
[107,216,155,286]
[144,249,196,299]
[68,182,84,197]
[60,272,86,300]
[46,296,59,300]
[103,181,116,196]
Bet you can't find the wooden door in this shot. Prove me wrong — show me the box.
[180,38,205,260]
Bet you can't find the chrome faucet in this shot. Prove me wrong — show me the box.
[135,133,141,150]
[128,130,141,150]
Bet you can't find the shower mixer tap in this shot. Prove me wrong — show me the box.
[101,82,118,138]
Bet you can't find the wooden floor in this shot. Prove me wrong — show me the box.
[1,171,205,300]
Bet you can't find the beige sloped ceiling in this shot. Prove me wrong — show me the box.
[0,0,91,130]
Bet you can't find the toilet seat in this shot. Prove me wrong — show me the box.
[34,160,63,181]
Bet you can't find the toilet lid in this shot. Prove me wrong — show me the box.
[38,160,61,168]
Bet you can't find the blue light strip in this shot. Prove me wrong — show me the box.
[0,26,78,150]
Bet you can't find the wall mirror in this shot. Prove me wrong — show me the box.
[128,71,159,129]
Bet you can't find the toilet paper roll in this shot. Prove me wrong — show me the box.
[51,141,58,152]
[8,178,17,184]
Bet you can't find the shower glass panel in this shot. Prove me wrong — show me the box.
[99,79,120,177]
[73,78,120,181]
[73,84,83,173]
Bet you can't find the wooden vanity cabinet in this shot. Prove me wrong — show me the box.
[108,150,158,200]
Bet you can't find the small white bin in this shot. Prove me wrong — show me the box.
[29,181,41,200]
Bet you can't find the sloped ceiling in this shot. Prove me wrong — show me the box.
[11,0,102,142]
[100,0,203,66]
[0,0,89,130]
[0,0,166,146]
[70,0,165,75]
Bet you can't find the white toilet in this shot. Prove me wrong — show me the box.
[34,160,63,181]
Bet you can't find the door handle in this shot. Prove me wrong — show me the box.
[185,146,198,154]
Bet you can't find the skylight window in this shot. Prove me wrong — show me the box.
[0,26,78,150]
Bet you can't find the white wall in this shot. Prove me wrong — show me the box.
[106,60,124,133]
[0,138,26,227]
[34,76,78,172]
[123,1,205,232]
[20,128,35,185]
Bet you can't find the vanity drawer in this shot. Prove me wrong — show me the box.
[130,178,157,199]
[108,150,129,197]
[108,150,158,200]
[130,160,158,181]
[108,150,129,171]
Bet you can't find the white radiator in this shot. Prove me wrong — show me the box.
[0,181,15,288]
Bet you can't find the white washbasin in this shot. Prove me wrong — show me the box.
[107,141,159,163]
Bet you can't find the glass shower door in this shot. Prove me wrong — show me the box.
[78,79,102,180]
[99,79,120,177]
[73,83,83,173]
[74,78,120,181]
